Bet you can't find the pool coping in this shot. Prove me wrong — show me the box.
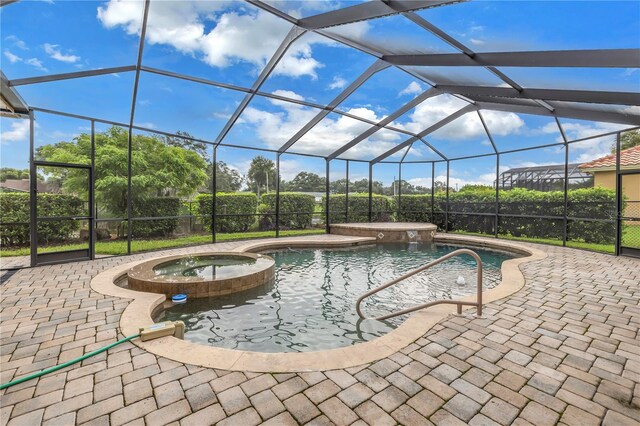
[90,234,546,373]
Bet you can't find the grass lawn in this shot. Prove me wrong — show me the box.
[3,225,637,258]
[0,229,326,257]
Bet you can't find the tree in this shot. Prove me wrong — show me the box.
[163,131,209,163]
[0,168,29,182]
[246,156,276,197]
[284,172,325,192]
[611,130,640,153]
[330,179,384,194]
[36,126,207,217]
[208,161,243,192]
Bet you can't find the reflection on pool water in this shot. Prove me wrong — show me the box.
[157,243,518,353]
[153,255,270,280]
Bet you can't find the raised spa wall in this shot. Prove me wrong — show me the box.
[126,252,275,298]
[330,222,437,243]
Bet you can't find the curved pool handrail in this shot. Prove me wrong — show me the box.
[355,248,483,321]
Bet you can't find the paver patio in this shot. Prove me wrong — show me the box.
[1,236,639,425]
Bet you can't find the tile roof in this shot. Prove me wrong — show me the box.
[579,145,640,170]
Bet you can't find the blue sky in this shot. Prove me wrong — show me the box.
[1,0,638,187]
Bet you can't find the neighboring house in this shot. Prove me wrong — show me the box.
[0,179,53,193]
[580,146,640,219]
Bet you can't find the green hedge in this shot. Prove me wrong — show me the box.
[196,193,258,233]
[132,197,181,238]
[259,193,316,230]
[0,193,84,246]
[324,193,393,223]
[397,187,616,243]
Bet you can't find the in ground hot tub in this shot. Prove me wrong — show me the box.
[127,252,274,298]
[330,222,437,243]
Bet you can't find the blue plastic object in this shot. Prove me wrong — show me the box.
[172,294,187,304]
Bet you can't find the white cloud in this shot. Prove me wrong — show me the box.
[25,58,47,71]
[328,76,347,90]
[398,95,524,140]
[3,50,21,64]
[1,120,30,144]
[97,1,336,79]
[3,49,48,71]
[399,81,423,97]
[235,89,404,158]
[5,35,28,50]
[558,121,629,163]
[231,92,530,159]
[43,43,80,63]
[469,38,485,46]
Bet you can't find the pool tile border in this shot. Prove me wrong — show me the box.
[89,234,546,373]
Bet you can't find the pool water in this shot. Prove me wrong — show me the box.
[153,255,269,280]
[157,243,518,352]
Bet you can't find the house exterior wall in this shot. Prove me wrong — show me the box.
[593,171,640,219]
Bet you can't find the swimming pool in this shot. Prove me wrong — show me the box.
[156,243,518,353]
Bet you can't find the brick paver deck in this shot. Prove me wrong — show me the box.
[1,238,639,425]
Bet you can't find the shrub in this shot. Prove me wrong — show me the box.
[260,193,316,230]
[397,194,432,222]
[398,187,615,244]
[0,192,84,246]
[131,197,181,238]
[196,193,258,233]
[323,193,393,223]
[567,187,616,243]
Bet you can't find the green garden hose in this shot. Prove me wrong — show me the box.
[0,333,140,390]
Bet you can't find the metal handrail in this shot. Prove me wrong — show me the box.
[355,249,483,321]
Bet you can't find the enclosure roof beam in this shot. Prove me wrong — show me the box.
[296,0,462,30]
[477,110,498,154]
[419,138,448,161]
[214,26,307,146]
[245,0,298,24]
[393,10,560,114]
[555,117,568,144]
[248,0,474,108]
[8,66,137,87]
[0,0,18,7]
[399,142,413,163]
[140,66,415,138]
[128,0,150,128]
[328,87,441,160]
[476,100,640,126]
[383,49,640,68]
[1,71,29,116]
[278,60,390,154]
[372,104,475,164]
[436,85,640,106]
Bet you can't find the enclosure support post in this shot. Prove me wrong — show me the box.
[368,163,373,222]
[563,144,569,246]
[29,110,36,268]
[495,153,500,238]
[345,160,350,223]
[212,146,217,244]
[275,153,281,238]
[431,162,435,224]
[615,132,621,256]
[126,131,132,255]
[445,161,450,233]
[398,162,402,220]
[89,120,95,260]
[325,159,330,233]
[556,117,569,247]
